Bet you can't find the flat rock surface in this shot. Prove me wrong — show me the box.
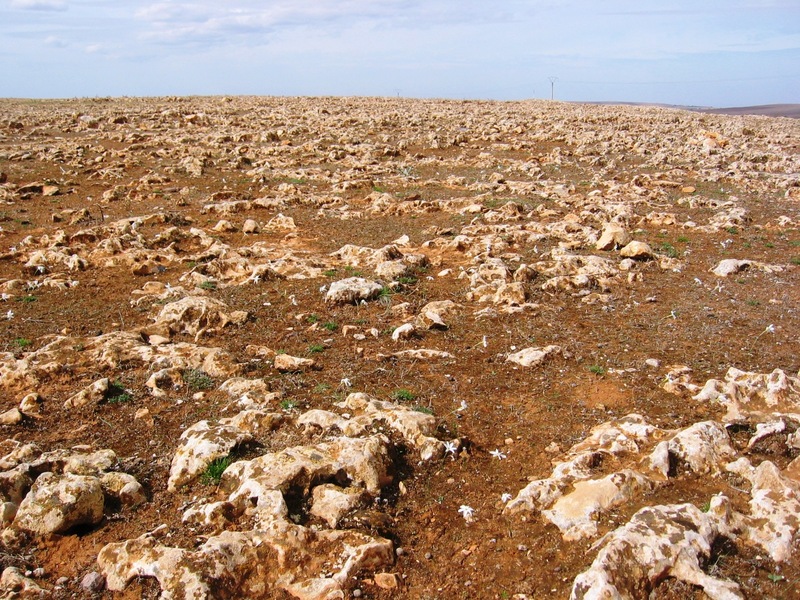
[0,96,798,598]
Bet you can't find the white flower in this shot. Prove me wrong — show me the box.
[339,377,352,388]
[444,441,458,456]
[490,449,507,460]
[0,293,9,301]
[5,310,13,320]
[250,273,261,284]
[457,400,467,412]
[165,282,173,291]
[756,324,776,339]
[36,265,46,274]
[458,505,475,521]
[501,493,513,503]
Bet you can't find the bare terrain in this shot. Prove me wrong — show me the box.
[0,96,798,599]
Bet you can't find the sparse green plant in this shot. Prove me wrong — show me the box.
[344,265,364,277]
[12,338,31,348]
[106,380,132,403]
[413,405,433,415]
[700,501,711,513]
[199,280,217,291]
[323,269,337,277]
[657,242,678,258]
[280,399,298,411]
[313,383,331,394]
[308,344,325,354]
[16,295,37,303]
[677,235,690,243]
[726,226,739,235]
[767,573,785,583]
[306,314,320,324]
[201,455,232,485]
[765,242,774,248]
[746,299,760,306]
[587,365,606,376]
[392,388,415,402]
[397,276,418,285]
[322,321,338,331]
[183,368,214,391]
[791,256,800,266]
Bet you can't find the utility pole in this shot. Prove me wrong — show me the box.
[548,76,558,100]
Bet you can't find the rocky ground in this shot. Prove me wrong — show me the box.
[0,96,798,599]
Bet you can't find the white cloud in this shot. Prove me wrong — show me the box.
[44,34,67,47]
[10,0,67,10]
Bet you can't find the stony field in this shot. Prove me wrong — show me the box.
[0,96,798,599]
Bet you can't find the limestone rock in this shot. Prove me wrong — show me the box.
[506,345,562,368]
[0,408,22,425]
[153,296,248,341]
[273,354,316,372]
[12,472,104,535]
[571,499,742,599]
[310,484,369,528]
[242,219,260,233]
[0,567,47,597]
[325,277,384,305]
[168,420,254,491]
[63,378,110,409]
[618,241,653,260]
[595,223,630,251]
[414,300,460,330]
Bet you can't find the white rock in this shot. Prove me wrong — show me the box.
[12,472,104,535]
[619,241,653,259]
[310,484,368,528]
[506,345,562,368]
[168,420,254,491]
[595,223,630,251]
[242,219,260,233]
[273,354,316,372]
[391,323,415,341]
[571,499,742,600]
[324,277,384,305]
[63,378,110,409]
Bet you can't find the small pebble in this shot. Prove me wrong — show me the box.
[395,547,405,556]
[352,589,362,598]
[424,552,432,560]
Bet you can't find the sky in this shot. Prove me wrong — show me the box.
[1,0,798,107]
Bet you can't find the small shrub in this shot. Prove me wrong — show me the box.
[308,344,325,354]
[106,380,132,403]
[183,368,214,391]
[587,365,606,376]
[322,321,338,331]
[657,242,678,258]
[306,314,320,324]
[12,338,31,348]
[201,456,232,485]
[392,388,415,402]
[199,280,217,291]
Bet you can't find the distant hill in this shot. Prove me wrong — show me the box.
[578,101,800,119]
[693,104,800,119]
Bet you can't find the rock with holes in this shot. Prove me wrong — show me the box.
[543,470,654,540]
[570,497,742,600]
[310,484,370,528]
[168,420,254,491]
[152,296,248,341]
